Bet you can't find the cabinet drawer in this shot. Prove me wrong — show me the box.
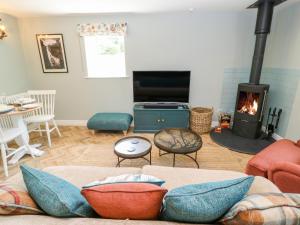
[160,111,189,128]
[134,110,161,131]
[133,108,190,133]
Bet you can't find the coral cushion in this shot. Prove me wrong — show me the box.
[81,183,167,220]
[297,140,300,147]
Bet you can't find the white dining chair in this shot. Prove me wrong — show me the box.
[5,92,30,105]
[0,96,13,129]
[0,121,34,177]
[25,90,61,147]
[0,96,6,104]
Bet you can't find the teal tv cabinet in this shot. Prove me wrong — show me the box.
[133,104,190,133]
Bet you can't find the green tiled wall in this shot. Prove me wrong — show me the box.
[220,68,300,137]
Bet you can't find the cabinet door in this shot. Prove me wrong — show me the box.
[160,111,189,129]
[134,110,161,132]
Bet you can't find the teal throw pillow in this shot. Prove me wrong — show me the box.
[161,176,254,223]
[20,165,96,218]
[83,174,165,188]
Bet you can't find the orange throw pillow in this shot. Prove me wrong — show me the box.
[81,183,167,220]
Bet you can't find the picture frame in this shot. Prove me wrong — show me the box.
[36,34,68,73]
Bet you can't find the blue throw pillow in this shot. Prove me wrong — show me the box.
[82,174,165,188]
[161,176,254,223]
[20,165,96,218]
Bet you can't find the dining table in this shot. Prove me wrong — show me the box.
[0,105,44,165]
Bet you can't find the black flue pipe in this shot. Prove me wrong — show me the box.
[249,33,268,84]
[248,0,286,84]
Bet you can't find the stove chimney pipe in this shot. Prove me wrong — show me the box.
[248,0,286,85]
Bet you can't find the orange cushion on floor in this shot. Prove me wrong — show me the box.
[81,183,167,220]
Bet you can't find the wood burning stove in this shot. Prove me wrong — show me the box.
[233,83,269,138]
[210,0,286,153]
[232,0,285,139]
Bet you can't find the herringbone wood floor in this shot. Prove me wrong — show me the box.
[0,126,252,181]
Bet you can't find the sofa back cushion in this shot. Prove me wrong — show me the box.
[41,166,142,188]
[6,165,279,195]
[142,165,280,195]
[21,165,96,218]
[82,183,167,220]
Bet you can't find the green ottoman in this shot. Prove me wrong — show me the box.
[87,113,133,135]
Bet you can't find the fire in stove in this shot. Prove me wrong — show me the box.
[237,92,260,116]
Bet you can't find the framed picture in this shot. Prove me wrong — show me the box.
[36,34,68,73]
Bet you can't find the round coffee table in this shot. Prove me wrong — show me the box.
[114,136,152,167]
[154,128,202,168]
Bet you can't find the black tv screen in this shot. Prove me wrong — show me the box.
[133,71,190,103]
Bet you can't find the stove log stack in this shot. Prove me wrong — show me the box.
[232,0,286,139]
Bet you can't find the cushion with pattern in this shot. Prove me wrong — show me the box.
[220,193,300,225]
[0,183,43,215]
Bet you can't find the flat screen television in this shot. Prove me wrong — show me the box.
[133,71,190,103]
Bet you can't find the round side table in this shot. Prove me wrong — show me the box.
[154,128,202,168]
[114,136,152,167]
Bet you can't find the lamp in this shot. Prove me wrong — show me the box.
[0,19,7,40]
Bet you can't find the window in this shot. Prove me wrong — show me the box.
[77,22,127,78]
[82,35,126,78]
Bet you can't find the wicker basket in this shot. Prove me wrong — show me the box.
[190,107,213,134]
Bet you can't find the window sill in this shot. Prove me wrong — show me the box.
[84,76,129,79]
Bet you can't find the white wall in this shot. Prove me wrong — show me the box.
[287,86,300,141]
[264,2,300,141]
[0,13,29,95]
[19,11,256,120]
[265,2,300,69]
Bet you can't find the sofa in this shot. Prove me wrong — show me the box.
[1,165,281,225]
[246,139,300,193]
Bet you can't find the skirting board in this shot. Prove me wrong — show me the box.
[261,125,283,141]
[56,120,87,126]
[271,132,283,141]
[56,120,283,141]
[212,121,219,127]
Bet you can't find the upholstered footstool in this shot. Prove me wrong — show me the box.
[87,113,133,135]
